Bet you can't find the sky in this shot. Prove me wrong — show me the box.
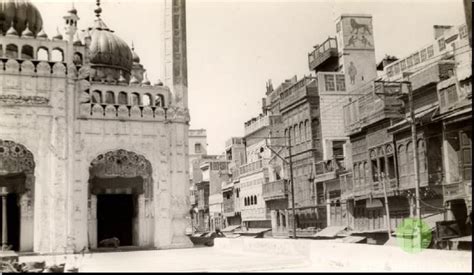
[34,0,466,154]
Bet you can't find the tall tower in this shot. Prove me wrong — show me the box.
[336,14,377,91]
[163,0,188,108]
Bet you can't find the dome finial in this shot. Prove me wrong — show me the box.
[94,0,102,18]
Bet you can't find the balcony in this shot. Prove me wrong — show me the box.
[314,158,346,182]
[279,77,317,111]
[223,198,235,217]
[343,82,405,135]
[239,159,269,177]
[244,115,270,136]
[308,37,338,72]
[263,179,288,201]
[438,77,472,116]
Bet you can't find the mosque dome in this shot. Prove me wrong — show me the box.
[88,14,133,73]
[0,0,43,37]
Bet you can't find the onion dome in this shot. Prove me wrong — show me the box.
[36,28,47,39]
[0,0,43,37]
[88,1,133,74]
[21,22,33,38]
[141,73,151,86]
[5,22,17,36]
[52,28,63,40]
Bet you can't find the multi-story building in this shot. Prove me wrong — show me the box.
[188,129,207,215]
[342,22,472,245]
[205,159,230,232]
[222,137,246,227]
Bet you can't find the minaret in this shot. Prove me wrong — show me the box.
[63,5,80,42]
[163,0,188,108]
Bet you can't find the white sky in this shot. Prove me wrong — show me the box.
[34,0,466,154]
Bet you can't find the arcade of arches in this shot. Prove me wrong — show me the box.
[0,140,35,252]
[87,149,155,249]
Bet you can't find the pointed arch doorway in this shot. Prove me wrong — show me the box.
[0,140,35,252]
[88,150,154,250]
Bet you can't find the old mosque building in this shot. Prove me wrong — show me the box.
[0,0,192,254]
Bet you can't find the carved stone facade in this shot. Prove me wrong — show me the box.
[0,0,192,254]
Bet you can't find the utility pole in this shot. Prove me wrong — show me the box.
[407,80,422,250]
[287,131,297,239]
[381,172,392,240]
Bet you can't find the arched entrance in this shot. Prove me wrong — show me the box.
[0,140,35,252]
[88,150,154,249]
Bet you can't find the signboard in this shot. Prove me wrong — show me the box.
[338,16,375,50]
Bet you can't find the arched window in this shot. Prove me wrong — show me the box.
[305,120,310,141]
[288,126,292,145]
[370,150,379,182]
[359,162,365,186]
[254,195,257,205]
[91,90,102,103]
[105,91,115,104]
[386,145,396,180]
[131,93,140,106]
[143,94,152,107]
[21,45,34,60]
[353,163,359,186]
[294,125,298,144]
[299,122,304,143]
[6,44,18,59]
[51,48,64,62]
[364,162,369,185]
[301,122,307,142]
[37,47,49,61]
[398,144,407,185]
[73,52,83,65]
[155,94,165,107]
[118,92,128,105]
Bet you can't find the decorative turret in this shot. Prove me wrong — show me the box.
[52,28,63,40]
[21,23,34,38]
[63,4,80,41]
[6,22,18,37]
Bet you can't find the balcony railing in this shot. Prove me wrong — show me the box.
[343,82,404,135]
[279,77,317,111]
[262,179,288,201]
[314,157,346,182]
[239,159,269,177]
[308,37,338,71]
[244,115,270,136]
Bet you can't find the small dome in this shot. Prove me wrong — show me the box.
[5,22,18,37]
[89,18,133,73]
[130,75,139,85]
[0,0,43,37]
[132,47,140,64]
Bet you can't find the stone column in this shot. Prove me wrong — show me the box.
[270,210,277,234]
[1,187,8,251]
[326,198,331,227]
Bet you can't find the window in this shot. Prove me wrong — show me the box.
[446,85,458,106]
[418,139,427,182]
[420,49,427,62]
[51,48,64,62]
[118,92,128,105]
[438,38,446,51]
[305,120,310,141]
[364,162,370,185]
[378,148,386,180]
[37,47,49,61]
[427,46,435,58]
[400,60,406,71]
[143,94,152,107]
[254,196,257,205]
[91,91,102,103]
[407,142,414,183]
[6,44,18,59]
[353,164,359,186]
[370,150,379,182]
[386,145,396,180]
[21,45,34,60]
[398,145,407,183]
[294,125,298,144]
[406,56,413,68]
[359,162,365,186]
[302,122,307,142]
[387,66,394,77]
[336,75,346,91]
[393,63,400,75]
[195,143,202,154]
[459,25,468,39]
[155,94,165,107]
[325,74,335,91]
[413,53,420,65]
[105,91,115,104]
[131,93,140,106]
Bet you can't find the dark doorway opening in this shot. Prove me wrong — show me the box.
[97,194,135,247]
[0,193,20,251]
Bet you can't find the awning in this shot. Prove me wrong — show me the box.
[221,225,241,233]
[366,199,384,209]
[435,106,472,125]
[388,105,439,133]
[336,236,366,243]
[313,226,347,238]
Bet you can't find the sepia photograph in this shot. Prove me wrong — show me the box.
[0,0,472,272]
